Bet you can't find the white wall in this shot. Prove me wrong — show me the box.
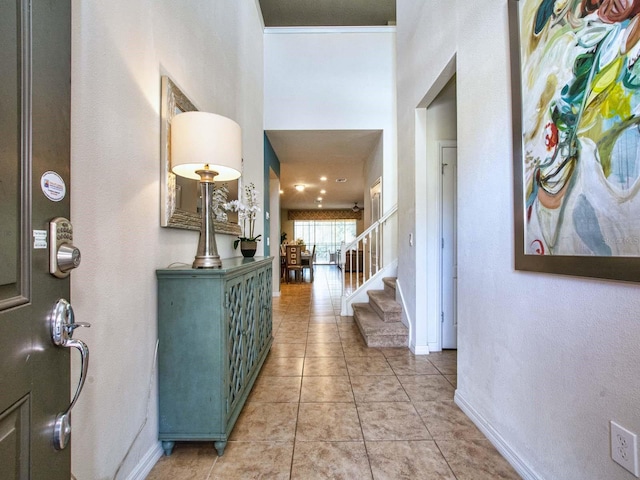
[70,1,264,478]
[264,27,397,214]
[270,173,281,294]
[397,1,640,479]
[396,0,458,355]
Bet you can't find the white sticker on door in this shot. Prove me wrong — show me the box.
[41,171,66,202]
[33,230,47,249]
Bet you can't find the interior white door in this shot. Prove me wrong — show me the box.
[441,143,457,349]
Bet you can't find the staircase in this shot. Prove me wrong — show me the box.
[352,277,408,348]
[340,205,398,316]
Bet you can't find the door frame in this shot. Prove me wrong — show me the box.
[414,55,456,354]
[439,141,458,349]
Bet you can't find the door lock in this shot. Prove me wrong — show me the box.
[49,217,81,278]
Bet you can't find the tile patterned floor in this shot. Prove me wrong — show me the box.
[147,266,520,480]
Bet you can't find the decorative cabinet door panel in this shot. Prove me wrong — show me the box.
[243,272,258,378]
[257,266,273,352]
[225,275,245,417]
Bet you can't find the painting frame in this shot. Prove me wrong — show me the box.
[159,75,241,236]
[509,0,640,282]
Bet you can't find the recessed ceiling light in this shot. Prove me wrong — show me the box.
[318,204,322,208]
[320,176,327,181]
[320,189,326,194]
[279,190,284,194]
[317,197,323,201]
[336,178,347,183]
[294,184,305,192]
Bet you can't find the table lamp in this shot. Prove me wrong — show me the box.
[171,111,242,268]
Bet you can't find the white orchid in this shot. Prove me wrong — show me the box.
[224,182,261,248]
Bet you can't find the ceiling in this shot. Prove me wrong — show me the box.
[258,0,396,27]
[259,1,395,212]
[267,130,381,210]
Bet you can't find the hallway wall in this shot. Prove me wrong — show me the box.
[264,27,398,214]
[69,1,265,478]
[397,1,640,479]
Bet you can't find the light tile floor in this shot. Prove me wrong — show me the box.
[147,265,520,480]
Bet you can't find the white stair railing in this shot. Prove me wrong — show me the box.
[339,205,398,300]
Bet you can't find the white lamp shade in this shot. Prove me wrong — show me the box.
[171,111,242,181]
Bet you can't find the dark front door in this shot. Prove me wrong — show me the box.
[0,0,74,478]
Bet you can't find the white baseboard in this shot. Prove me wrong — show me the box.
[455,391,540,480]
[394,277,411,330]
[125,442,164,480]
[272,291,281,297]
[396,278,430,355]
[410,344,430,355]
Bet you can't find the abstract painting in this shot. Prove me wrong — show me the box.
[510,0,640,281]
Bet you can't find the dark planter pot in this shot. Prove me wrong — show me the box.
[240,241,257,258]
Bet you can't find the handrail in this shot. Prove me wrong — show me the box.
[339,205,398,300]
[352,206,398,242]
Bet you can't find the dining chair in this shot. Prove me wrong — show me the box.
[302,245,315,282]
[280,244,286,281]
[284,245,303,283]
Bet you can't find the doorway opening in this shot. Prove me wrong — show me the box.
[439,140,457,349]
[415,57,457,353]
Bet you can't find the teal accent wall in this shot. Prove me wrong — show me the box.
[263,133,281,257]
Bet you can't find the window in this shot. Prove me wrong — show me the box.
[293,220,357,263]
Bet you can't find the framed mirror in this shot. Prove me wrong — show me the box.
[160,75,241,235]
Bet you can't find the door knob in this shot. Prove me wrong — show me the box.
[50,298,90,450]
[56,244,81,273]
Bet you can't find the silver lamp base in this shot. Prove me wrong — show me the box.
[193,168,222,269]
[193,254,222,269]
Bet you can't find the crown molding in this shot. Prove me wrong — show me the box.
[264,26,396,35]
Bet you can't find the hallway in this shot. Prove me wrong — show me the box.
[147,265,519,479]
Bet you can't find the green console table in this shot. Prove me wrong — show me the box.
[156,257,273,456]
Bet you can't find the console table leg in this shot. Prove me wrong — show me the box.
[162,441,175,456]
[214,440,227,456]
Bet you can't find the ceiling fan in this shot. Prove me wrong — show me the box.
[352,202,363,212]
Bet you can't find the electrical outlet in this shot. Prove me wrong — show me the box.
[611,421,639,477]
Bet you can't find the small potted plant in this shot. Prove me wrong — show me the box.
[225,182,261,257]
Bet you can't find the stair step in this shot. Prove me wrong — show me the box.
[353,303,408,348]
[382,277,397,296]
[368,290,402,323]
